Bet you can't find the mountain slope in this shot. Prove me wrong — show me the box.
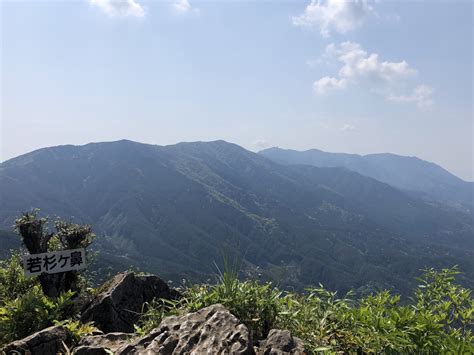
[259,147,473,210]
[0,230,19,258]
[1,140,473,294]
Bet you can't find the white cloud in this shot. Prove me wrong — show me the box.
[173,0,199,15]
[387,84,434,108]
[313,42,415,94]
[326,42,416,84]
[89,0,145,17]
[313,42,432,108]
[313,76,347,94]
[292,0,374,37]
[342,124,356,131]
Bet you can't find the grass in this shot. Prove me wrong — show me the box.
[137,265,474,354]
[1,247,472,353]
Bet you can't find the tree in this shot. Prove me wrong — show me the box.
[14,209,95,297]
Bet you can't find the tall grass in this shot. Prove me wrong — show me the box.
[137,265,474,354]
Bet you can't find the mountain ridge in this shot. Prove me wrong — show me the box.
[259,147,473,210]
[1,140,473,295]
[259,147,470,182]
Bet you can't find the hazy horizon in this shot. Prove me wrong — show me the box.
[1,0,472,180]
[1,137,472,182]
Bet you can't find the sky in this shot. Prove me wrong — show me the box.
[1,0,473,180]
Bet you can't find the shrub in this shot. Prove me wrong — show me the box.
[185,279,282,339]
[0,285,76,345]
[137,258,282,339]
[0,251,38,306]
[135,298,183,336]
[138,266,473,354]
[53,319,99,346]
[0,208,98,347]
[14,209,96,297]
[276,267,474,353]
[276,286,354,353]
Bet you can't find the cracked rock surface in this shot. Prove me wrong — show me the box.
[257,329,306,354]
[73,333,135,354]
[80,272,180,333]
[116,304,253,354]
[1,325,68,355]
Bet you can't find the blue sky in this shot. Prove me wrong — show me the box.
[1,0,473,180]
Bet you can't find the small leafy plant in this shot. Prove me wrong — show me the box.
[137,265,473,354]
[0,251,37,305]
[53,319,99,346]
[0,285,76,344]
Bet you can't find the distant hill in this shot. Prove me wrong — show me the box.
[0,230,20,258]
[259,147,473,210]
[0,140,473,295]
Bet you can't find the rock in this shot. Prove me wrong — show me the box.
[1,325,68,355]
[117,304,253,354]
[81,272,180,333]
[73,345,109,355]
[258,329,307,355]
[73,333,135,354]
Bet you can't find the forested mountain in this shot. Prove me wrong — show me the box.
[259,147,473,210]
[1,140,473,295]
[0,230,18,259]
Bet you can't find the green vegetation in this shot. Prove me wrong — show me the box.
[0,284,75,344]
[1,243,473,353]
[14,210,96,297]
[0,251,37,303]
[0,211,98,347]
[259,146,474,210]
[0,211,472,353]
[137,265,474,354]
[1,140,473,296]
[0,251,97,346]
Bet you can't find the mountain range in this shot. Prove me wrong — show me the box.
[259,147,473,211]
[0,140,472,295]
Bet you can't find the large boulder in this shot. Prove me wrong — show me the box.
[73,333,135,355]
[1,325,68,355]
[80,272,180,333]
[116,304,253,354]
[258,329,307,354]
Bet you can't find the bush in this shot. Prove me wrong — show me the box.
[1,231,472,354]
[53,319,98,346]
[138,266,474,354]
[0,251,38,306]
[277,286,354,353]
[0,285,75,345]
[277,266,474,353]
[0,250,98,348]
[0,209,98,347]
[138,256,282,339]
[14,209,96,297]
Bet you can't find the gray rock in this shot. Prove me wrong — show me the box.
[259,329,307,355]
[73,333,135,354]
[117,304,253,354]
[73,345,109,355]
[81,272,180,333]
[1,325,68,355]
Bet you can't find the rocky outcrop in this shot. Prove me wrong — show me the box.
[73,346,109,355]
[1,325,68,355]
[80,272,180,333]
[116,304,253,354]
[258,329,306,354]
[73,333,135,354]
